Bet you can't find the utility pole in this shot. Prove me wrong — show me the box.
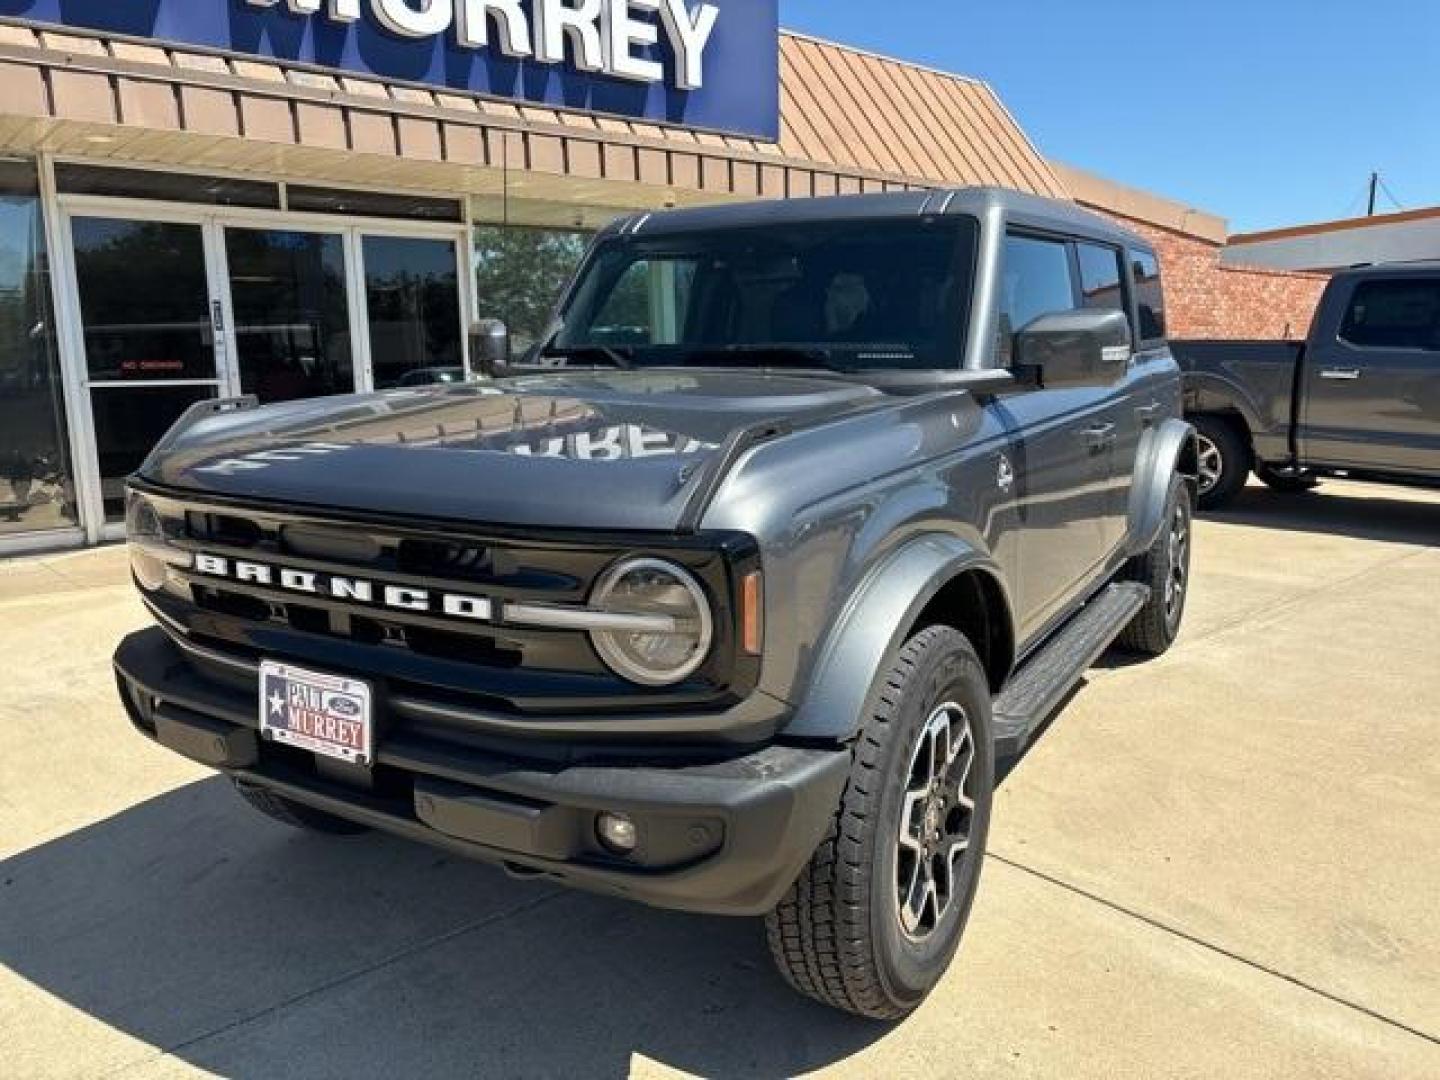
[1367,171,1379,216]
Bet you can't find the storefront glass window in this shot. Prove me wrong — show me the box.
[473,225,591,353]
[0,162,77,537]
[73,219,216,383]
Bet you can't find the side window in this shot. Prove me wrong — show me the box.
[1129,250,1167,344]
[1077,243,1126,318]
[1339,279,1440,351]
[1000,234,1075,364]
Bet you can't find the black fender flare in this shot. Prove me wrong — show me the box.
[1126,418,1198,556]
[782,534,1014,742]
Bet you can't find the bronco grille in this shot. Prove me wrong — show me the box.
[136,489,756,719]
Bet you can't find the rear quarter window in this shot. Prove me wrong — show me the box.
[1129,250,1166,344]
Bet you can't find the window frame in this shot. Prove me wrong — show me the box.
[999,228,1155,366]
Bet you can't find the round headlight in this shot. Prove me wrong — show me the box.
[125,491,161,541]
[125,493,184,592]
[590,558,713,687]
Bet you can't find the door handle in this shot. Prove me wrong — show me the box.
[1081,422,1117,449]
[1319,368,1362,381]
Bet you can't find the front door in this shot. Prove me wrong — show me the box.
[1301,274,1440,474]
[998,232,1118,641]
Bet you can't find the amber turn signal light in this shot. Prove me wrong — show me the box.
[741,571,763,655]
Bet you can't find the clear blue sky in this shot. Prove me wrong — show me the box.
[779,0,1440,233]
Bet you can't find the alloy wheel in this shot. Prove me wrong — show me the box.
[1164,501,1190,621]
[1195,434,1223,496]
[895,703,977,941]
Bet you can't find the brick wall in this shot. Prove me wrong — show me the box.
[1092,209,1330,341]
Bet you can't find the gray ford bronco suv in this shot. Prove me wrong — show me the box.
[115,189,1197,1019]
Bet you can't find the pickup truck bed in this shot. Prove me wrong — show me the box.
[1173,338,1304,468]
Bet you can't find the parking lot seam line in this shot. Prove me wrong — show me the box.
[987,852,1440,1048]
[102,887,568,1078]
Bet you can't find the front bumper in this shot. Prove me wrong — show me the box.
[114,628,849,916]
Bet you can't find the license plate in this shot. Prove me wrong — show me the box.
[259,661,373,766]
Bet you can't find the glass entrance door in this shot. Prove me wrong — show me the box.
[360,235,464,388]
[223,228,357,404]
[69,216,221,523]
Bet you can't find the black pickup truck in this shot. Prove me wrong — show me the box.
[1176,262,1440,509]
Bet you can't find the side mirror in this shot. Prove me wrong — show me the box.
[470,319,511,378]
[1015,308,1132,390]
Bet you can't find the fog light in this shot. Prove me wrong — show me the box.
[596,812,638,854]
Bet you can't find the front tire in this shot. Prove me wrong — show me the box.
[1192,414,1250,511]
[766,626,995,1020]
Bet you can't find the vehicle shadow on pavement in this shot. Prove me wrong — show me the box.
[0,777,887,1078]
[1205,486,1440,546]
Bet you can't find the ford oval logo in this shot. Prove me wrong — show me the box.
[327,695,362,719]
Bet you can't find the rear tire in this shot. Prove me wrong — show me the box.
[1192,414,1250,511]
[766,626,995,1020]
[1119,476,1193,657]
[1256,463,1320,495]
[233,780,370,835]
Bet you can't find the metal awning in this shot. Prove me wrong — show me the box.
[0,21,1068,208]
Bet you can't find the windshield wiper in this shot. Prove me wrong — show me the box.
[537,345,635,369]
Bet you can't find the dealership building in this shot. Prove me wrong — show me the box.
[0,1,1322,553]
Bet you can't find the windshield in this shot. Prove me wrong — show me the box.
[542,215,978,372]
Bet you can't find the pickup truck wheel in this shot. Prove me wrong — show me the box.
[1192,415,1250,511]
[765,626,994,1020]
[1256,463,1320,495]
[1118,476,1193,657]
[232,780,371,835]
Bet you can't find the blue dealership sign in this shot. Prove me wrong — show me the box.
[0,0,780,139]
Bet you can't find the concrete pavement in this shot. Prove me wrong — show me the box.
[1,479,1437,1078]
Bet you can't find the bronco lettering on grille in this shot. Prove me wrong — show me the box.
[193,553,496,623]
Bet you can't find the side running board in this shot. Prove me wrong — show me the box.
[992,582,1150,757]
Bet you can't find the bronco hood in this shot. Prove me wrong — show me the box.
[139,372,888,531]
